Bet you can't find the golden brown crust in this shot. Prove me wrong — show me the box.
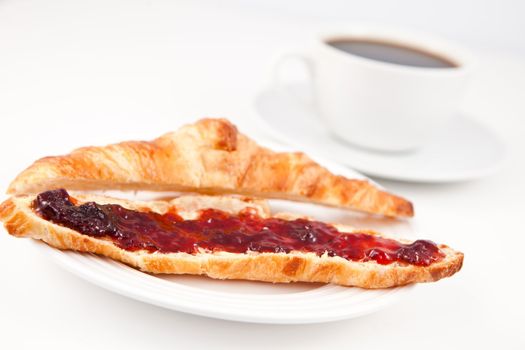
[0,194,461,288]
[7,118,413,218]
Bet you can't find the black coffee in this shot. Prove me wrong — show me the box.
[327,39,457,68]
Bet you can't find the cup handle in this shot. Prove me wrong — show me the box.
[272,52,316,109]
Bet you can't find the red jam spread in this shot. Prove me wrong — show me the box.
[33,189,444,266]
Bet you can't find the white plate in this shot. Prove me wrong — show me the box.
[31,149,415,324]
[254,83,506,183]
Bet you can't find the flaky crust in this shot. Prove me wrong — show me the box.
[0,194,461,289]
[7,118,413,218]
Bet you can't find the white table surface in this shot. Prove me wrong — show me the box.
[1,1,524,349]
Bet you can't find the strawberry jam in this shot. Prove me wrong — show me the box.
[33,189,444,266]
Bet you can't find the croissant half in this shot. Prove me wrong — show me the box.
[0,192,461,288]
[7,118,413,218]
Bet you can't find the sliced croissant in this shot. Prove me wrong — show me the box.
[7,118,413,217]
[0,192,460,288]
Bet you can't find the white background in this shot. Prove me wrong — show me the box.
[0,0,524,349]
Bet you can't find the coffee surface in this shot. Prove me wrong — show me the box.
[327,39,456,68]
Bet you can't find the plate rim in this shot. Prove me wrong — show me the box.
[34,239,414,324]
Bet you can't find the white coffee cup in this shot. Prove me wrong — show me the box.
[274,27,472,152]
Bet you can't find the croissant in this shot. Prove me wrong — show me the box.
[7,118,413,218]
[0,191,460,288]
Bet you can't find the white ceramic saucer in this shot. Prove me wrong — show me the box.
[254,83,506,183]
